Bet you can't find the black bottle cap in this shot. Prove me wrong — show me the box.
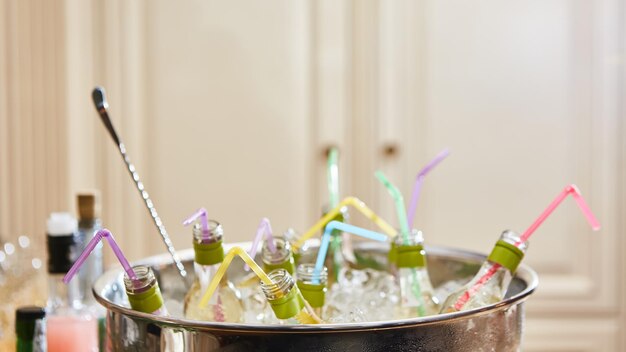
[15,306,46,341]
[16,306,46,321]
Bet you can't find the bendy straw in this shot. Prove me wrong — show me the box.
[375,171,431,316]
[312,221,388,284]
[183,208,212,240]
[327,147,355,270]
[64,229,137,283]
[375,171,410,244]
[453,184,601,311]
[92,87,187,281]
[517,184,600,244]
[199,247,273,308]
[407,148,450,229]
[244,218,276,271]
[291,197,397,252]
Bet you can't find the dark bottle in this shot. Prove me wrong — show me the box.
[15,306,46,352]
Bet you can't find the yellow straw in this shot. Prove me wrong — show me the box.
[291,196,397,251]
[296,296,323,324]
[199,247,273,308]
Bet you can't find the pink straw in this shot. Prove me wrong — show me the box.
[407,148,450,229]
[517,184,600,244]
[244,218,276,271]
[63,229,137,284]
[183,208,211,240]
[453,184,600,311]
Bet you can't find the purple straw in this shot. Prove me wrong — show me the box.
[63,229,137,284]
[407,148,450,229]
[183,208,210,240]
[244,218,276,271]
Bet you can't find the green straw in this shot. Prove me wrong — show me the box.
[375,171,410,245]
[375,170,426,316]
[327,147,342,279]
[327,147,340,208]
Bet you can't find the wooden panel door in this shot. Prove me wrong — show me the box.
[64,0,323,260]
[362,0,624,349]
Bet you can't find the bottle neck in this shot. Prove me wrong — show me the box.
[192,220,223,244]
[262,237,295,274]
[76,218,103,305]
[123,266,165,314]
[296,263,327,285]
[475,259,515,292]
[262,237,292,265]
[261,269,294,301]
[486,230,527,273]
[48,273,81,314]
[260,269,308,320]
[192,221,225,266]
[77,218,102,231]
[394,229,427,268]
[296,264,327,309]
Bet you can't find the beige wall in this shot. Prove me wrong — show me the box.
[0,0,624,349]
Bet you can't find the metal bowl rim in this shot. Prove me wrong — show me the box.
[94,242,538,333]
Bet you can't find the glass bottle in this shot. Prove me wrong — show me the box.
[394,229,439,318]
[123,265,183,351]
[260,269,321,324]
[238,235,295,324]
[15,306,46,352]
[183,221,243,322]
[296,264,327,318]
[440,230,528,313]
[45,213,98,352]
[262,236,296,275]
[75,192,105,350]
[123,265,168,315]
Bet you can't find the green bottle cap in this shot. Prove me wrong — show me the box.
[127,283,164,314]
[395,244,426,268]
[487,239,525,273]
[264,256,296,275]
[267,285,306,319]
[194,239,225,266]
[297,280,326,308]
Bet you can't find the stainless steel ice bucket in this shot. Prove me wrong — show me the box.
[94,242,537,351]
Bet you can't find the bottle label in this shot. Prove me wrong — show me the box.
[296,281,326,308]
[194,240,224,266]
[268,286,306,320]
[263,256,296,276]
[127,284,165,314]
[395,244,426,268]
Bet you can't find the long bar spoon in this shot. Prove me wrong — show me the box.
[91,86,188,283]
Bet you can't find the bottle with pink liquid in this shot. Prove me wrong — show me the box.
[45,213,98,352]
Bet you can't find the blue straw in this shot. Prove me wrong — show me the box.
[312,221,387,284]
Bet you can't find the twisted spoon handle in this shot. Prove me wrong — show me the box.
[92,87,188,282]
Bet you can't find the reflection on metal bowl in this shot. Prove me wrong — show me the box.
[94,242,537,351]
